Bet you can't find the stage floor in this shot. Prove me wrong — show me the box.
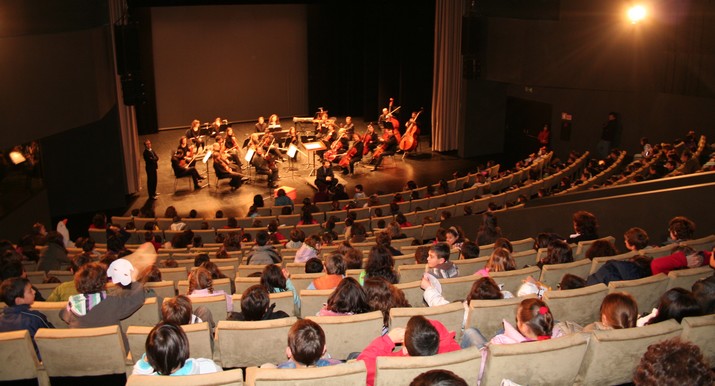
[130,119,494,218]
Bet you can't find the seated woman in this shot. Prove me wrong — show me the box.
[133,323,222,376]
[363,277,411,335]
[317,277,370,316]
[186,267,233,314]
[537,239,573,268]
[228,285,290,321]
[583,292,638,332]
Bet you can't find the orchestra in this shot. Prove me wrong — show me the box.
[165,99,416,194]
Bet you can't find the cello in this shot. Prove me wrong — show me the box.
[399,107,423,151]
[385,98,402,142]
[323,129,347,162]
[339,132,361,168]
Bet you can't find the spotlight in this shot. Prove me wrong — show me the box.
[627,5,647,24]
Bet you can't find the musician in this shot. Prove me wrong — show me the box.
[171,149,205,190]
[255,116,268,133]
[177,136,197,167]
[224,127,244,167]
[406,111,420,134]
[373,129,398,170]
[378,108,391,129]
[317,121,337,159]
[259,132,285,160]
[341,116,355,136]
[283,126,300,161]
[185,119,205,151]
[268,114,281,131]
[315,160,337,191]
[315,110,329,135]
[210,117,225,136]
[212,151,246,191]
[251,146,279,188]
[341,133,364,176]
[363,123,380,154]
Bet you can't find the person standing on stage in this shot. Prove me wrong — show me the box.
[597,112,621,159]
[143,139,159,200]
[315,160,337,191]
[255,116,268,133]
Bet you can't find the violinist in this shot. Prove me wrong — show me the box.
[212,150,246,191]
[224,127,243,167]
[315,110,330,135]
[341,116,355,136]
[171,149,205,190]
[260,132,285,160]
[177,136,197,167]
[268,114,281,131]
[372,128,398,170]
[341,133,364,176]
[255,116,268,133]
[210,117,224,136]
[251,146,279,188]
[185,119,205,151]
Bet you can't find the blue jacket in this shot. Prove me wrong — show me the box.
[0,304,54,356]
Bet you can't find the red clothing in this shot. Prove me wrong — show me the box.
[312,274,343,290]
[651,250,711,276]
[357,319,460,386]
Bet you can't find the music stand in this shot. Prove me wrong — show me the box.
[244,148,256,183]
[202,150,213,186]
[302,141,327,176]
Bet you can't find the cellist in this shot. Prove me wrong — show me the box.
[371,128,398,171]
[340,133,364,176]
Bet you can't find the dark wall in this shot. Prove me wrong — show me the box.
[0,191,50,243]
[462,0,715,159]
[446,181,715,252]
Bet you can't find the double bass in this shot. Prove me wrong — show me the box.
[385,98,402,142]
[399,108,423,151]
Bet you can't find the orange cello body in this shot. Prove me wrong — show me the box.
[323,140,343,162]
[389,117,401,142]
[399,108,423,151]
[339,146,358,168]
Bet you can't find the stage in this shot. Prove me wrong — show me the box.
[129,118,487,218]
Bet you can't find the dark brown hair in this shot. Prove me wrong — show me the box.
[75,262,107,294]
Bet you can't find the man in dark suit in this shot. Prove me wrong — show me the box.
[143,139,159,199]
[315,160,337,191]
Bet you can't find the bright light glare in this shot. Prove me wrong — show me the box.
[627,5,647,24]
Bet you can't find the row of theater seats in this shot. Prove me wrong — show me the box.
[4,305,712,385]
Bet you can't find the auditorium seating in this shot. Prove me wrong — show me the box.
[120,297,161,329]
[374,346,482,386]
[543,283,608,326]
[0,330,48,386]
[666,266,714,290]
[680,314,715,365]
[489,266,541,294]
[390,302,465,342]
[607,273,670,314]
[232,291,296,317]
[190,294,230,322]
[299,289,334,317]
[538,259,591,289]
[244,360,367,386]
[465,295,537,340]
[306,311,384,360]
[127,369,244,386]
[437,275,480,302]
[30,301,67,328]
[214,318,297,368]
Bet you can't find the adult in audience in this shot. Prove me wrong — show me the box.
[663,216,696,245]
[476,212,502,246]
[358,315,460,386]
[133,323,222,376]
[585,239,618,260]
[597,111,620,159]
[342,247,364,270]
[317,277,370,316]
[245,231,282,265]
[583,292,638,332]
[650,245,712,276]
[537,239,574,268]
[567,210,599,244]
[633,338,713,386]
[228,285,289,321]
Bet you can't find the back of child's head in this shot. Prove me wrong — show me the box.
[692,275,715,314]
[75,262,108,294]
[648,288,702,324]
[599,293,638,329]
[466,277,503,305]
[414,245,431,264]
[304,257,324,274]
[161,295,193,325]
[145,323,189,375]
[486,247,515,272]
[188,267,213,294]
[256,231,270,246]
[288,319,326,366]
[405,316,440,356]
[493,237,513,253]
[326,277,370,314]
[240,285,270,321]
[409,369,468,386]
[0,277,29,306]
[585,239,618,260]
[0,258,24,280]
[193,253,210,267]
[325,253,346,275]
[343,248,364,269]
[558,273,587,290]
[460,242,480,260]
[517,298,554,338]
[624,227,649,250]
[430,242,451,261]
[290,228,305,243]
[260,264,286,292]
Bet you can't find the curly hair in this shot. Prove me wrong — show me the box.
[75,262,108,294]
[634,338,714,386]
[542,239,573,265]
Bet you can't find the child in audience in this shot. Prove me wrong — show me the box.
[639,288,702,326]
[357,315,461,386]
[304,257,324,274]
[228,285,289,321]
[558,273,587,290]
[633,338,714,386]
[363,277,411,334]
[285,228,305,249]
[133,323,222,376]
[691,275,715,314]
[585,239,618,260]
[363,246,399,284]
[294,235,321,263]
[308,254,346,290]
[186,267,233,313]
[493,237,513,253]
[476,247,515,276]
[445,227,465,250]
[459,242,479,260]
[425,243,458,279]
[275,319,342,368]
[0,277,54,356]
[538,239,573,267]
[162,295,211,326]
[260,264,300,309]
[583,292,638,332]
[317,277,370,316]
[414,245,431,264]
[410,370,468,386]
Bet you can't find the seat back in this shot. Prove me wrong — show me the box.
[667,266,714,290]
[482,333,589,386]
[680,314,715,365]
[512,250,538,269]
[397,264,425,284]
[178,278,232,296]
[26,271,46,285]
[127,322,213,364]
[589,251,637,275]
[543,283,608,326]
[285,263,307,275]
[306,311,384,360]
[453,257,488,276]
[511,238,536,253]
[159,267,189,288]
[390,302,465,342]
[438,275,480,302]
[299,289,334,318]
[144,280,177,298]
[34,282,60,300]
[238,264,273,278]
[466,295,537,340]
[215,318,297,368]
[190,294,229,322]
[31,301,68,328]
[232,291,296,317]
[290,273,324,293]
[120,297,160,329]
[576,319,683,386]
[45,270,73,283]
[245,360,366,386]
[374,346,482,386]
[538,259,591,289]
[607,273,669,314]
[35,325,130,377]
[0,330,46,384]
[639,245,676,258]
[489,265,541,294]
[680,234,715,252]
[574,236,616,260]
[127,368,244,386]
[394,281,424,308]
